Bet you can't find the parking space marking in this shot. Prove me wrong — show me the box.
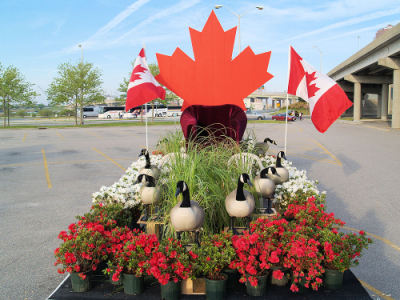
[86,131,103,139]
[311,139,342,166]
[92,147,126,171]
[342,226,400,253]
[56,131,64,139]
[359,280,394,300]
[41,149,52,189]
[22,133,27,142]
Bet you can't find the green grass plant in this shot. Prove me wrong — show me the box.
[155,128,262,238]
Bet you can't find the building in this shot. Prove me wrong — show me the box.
[244,90,299,110]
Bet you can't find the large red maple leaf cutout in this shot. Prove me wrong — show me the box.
[156,11,273,110]
[130,64,147,82]
[305,71,320,98]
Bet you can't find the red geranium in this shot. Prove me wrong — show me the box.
[147,238,192,285]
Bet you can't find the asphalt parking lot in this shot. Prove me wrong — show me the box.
[1,120,399,300]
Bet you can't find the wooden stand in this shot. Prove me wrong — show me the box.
[253,208,278,220]
[181,278,206,295]
[137,214,164,239]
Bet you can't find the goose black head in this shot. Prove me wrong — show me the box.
[277,151,287,160]
[260,167,279,178]
[175,181,188,197]
[264,138,277,145]
[136,174,156,186]
[239,173,252,187]
[175,181,191,207]
[139,148,149,157]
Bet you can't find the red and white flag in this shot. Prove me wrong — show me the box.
[125,48,165,112]
[287,46,352,133]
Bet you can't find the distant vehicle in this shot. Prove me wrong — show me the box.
[98,106,126,119]
[143,104,167,117]
[167,105,182,117]
[272,113,296,121]
[245,110,268,120]
[82,106,104,118]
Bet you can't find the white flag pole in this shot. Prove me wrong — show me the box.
[284,93,289,154]
[143,43,149,150]
[284,45,291,154]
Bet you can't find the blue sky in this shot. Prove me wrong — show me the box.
[1,0,399,104]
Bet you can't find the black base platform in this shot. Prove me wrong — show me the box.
[48,270,372,300]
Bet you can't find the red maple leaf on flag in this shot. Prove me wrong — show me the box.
[305,71,320,98]
[130,64,147,82]
[155,11,273,110]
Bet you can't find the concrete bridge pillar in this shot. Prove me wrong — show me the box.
[378,57,400,128]
[354,82,362,121]
[393,70,400,128]
[381,83,389,121]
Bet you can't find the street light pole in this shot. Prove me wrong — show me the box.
[215,5,263,54]
[313,45,323,72]
[78,44,83,63]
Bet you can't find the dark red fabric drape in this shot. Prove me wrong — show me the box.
[180,104,247,144]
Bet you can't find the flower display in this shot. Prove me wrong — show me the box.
[261,155,326,212]
[192,233,235,280]
[319,229,372,272]
[109,232,159,281]
[229,231,274,287]
[147,237,192,285]
[54,221,109,279]
[91,154,164,208]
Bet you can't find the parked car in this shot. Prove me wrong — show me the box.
[272,113,296,121]
[245,110,268,120]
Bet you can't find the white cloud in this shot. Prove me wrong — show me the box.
[67,0,150,52]
[273,7,400,45]
[109,0,201,46]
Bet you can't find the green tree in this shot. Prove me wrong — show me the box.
[47,62,105,125]
[0,63,37,127]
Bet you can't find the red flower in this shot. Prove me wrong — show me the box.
[272,269,284,280]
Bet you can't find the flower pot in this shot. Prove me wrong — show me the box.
[224,269,239,292]
[205,276,227,300]
[160,280,181,300]
[324,269,344,290]
[122,273,144,295]
[70,272,90,292]
[270,267,289,287]
[246,273,268,297]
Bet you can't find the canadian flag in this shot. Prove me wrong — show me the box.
[125,48,165,112]
[287,46,352,133]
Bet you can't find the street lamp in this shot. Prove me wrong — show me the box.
[78,44,83,63]
[313,45,322,72]
[214,4,263,53]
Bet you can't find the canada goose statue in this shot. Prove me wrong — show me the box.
[138,148,160,180]
[136,174,160,221]
[170,181,204,243]
[254,138,277,157]
[225,173,255,233]
[270,151,289,184]
[254,167,279,214]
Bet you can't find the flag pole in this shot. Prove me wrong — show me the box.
[284,45,291,154]
[143,43,149,150]
[284,92,289,154]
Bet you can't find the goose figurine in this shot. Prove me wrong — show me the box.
[136,174,160,221]
[225,173,255,233]
[254,167,279,214]
[170,181,204,243]
[270,151,289,184]
[138,149,160,180]
[254,138,277,157]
